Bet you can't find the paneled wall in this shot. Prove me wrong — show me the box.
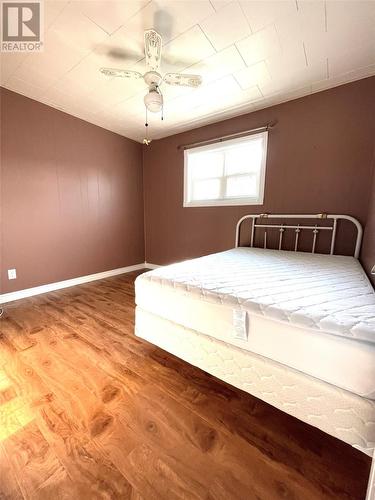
[0,88,144,293]
[362,158,375,285]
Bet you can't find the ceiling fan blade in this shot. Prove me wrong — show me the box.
[100,68,143,79]
[163,73,202,88]
[144,29,162,71]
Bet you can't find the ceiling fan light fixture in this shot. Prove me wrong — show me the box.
[144,89,163,113]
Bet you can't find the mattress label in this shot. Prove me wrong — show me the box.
[233,309,248,340]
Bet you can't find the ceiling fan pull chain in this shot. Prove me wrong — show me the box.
[143,108,151,145]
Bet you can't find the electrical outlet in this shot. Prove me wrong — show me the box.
[371,265,375,275]
[8,269,17,280]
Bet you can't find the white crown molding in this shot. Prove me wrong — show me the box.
[0,263,148,304]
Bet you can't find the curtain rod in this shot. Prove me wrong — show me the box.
[177,121,277,151]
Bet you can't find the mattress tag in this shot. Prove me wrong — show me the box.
[232,309,248,341]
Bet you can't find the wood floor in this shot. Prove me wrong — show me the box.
[0,271,371,500]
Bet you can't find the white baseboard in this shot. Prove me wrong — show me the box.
[144,262,161,269]
[0,263,147,304]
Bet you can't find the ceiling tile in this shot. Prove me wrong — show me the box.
[236,25,281,67]
[76,1,148,35]
[49,76,91,99]
[45,1,69,29]
[165,74,241,116]
[112,90,147,118]
[240,0,296,33]
[199,86,263,121]
[190,74,243,108]
[262,55,326,97]
[93,76,144,105]
[200,2,251,51]
[153,0,216,38]
[276,1,325,46]
[0,53,28,84]
[234,61,271,89]
[265,35,327,92]
[328,41,375,78]
[183,45,246,85]
[147,43,245,105]
[326,0,375,48]
[12,32,85,87]
[210,0,232,11]
[266,39,306,77]
[161,25,216,74]
[311,64,375,93]
[165,74,262,124]
[92,26,145,71]
[57,53,113,94]
[161,81,194,102]
[165,70,262,123]
[44,87,80,107]
[48,3,110,56]
[251,84,312,111]
[4,77,46,101]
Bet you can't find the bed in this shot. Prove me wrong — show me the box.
[134,213,375,496]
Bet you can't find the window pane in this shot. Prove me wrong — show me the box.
[192,178,221,200]
[188,151,223,179]
[225,140,263,175]
[184,131,267,206]
[225,174,257,198]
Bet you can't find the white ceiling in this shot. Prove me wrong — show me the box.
[1,0,375,142]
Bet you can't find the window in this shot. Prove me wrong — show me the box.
[183,131,268,207]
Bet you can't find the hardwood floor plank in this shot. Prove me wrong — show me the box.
[1,421,77,500]
[119,443,210,500]
[0,443,24,500]
[36,402,139,499]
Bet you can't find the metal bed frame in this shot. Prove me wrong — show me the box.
[235,213,363,258]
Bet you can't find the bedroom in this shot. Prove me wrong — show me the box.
[0,0,374,498]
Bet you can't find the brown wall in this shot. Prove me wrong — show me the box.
[143,77,375,271]
[361,151,375,285]
[0,88,144,294]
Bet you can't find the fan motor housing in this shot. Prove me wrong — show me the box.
[144,71,162,86]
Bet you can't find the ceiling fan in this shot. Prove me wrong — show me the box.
[100,29,203,116]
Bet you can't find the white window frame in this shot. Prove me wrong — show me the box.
[183,132,268,208]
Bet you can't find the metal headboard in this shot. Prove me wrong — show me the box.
[235,213,363,258]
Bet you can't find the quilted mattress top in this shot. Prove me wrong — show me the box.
[141,248,375,344]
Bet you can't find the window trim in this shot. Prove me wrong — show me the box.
[183,131,268,208]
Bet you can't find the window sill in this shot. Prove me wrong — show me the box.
[183,198,264,208]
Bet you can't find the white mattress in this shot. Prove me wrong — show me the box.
[135,248,375,399]
[135,307,375,456]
